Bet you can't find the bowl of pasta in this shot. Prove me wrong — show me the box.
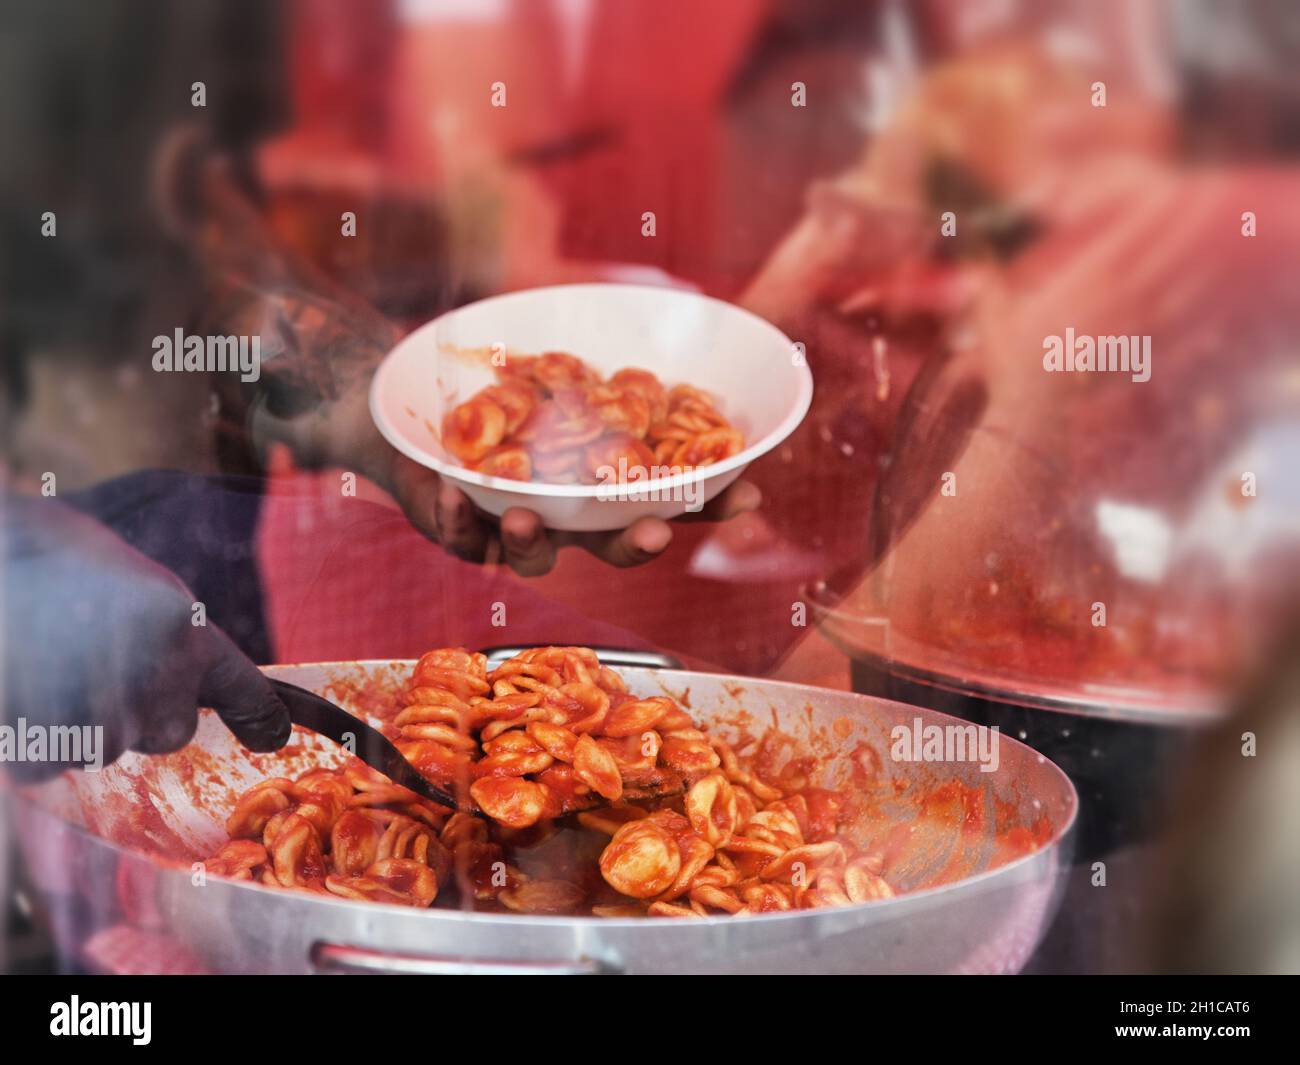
[369,284,813,530]
[15,647,1077,974]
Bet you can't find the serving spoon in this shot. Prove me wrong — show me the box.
[270,678,466,813]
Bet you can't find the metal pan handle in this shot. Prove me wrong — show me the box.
[481,645,683,671]
[311,941,609,975]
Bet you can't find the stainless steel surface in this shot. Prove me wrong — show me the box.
[271,678,463,811]
[14,661,1077,975]
[311,942,607,975]
[807,582,1221,726]
[481,646,684,671]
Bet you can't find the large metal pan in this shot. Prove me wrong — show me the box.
[13,660,1076,974]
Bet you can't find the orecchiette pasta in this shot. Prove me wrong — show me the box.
[439,352,744,485]
[205,647,899,917]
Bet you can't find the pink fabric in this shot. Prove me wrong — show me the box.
[256,470,648,663]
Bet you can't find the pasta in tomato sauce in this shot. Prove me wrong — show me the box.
[205,647,895,917]
[440,353,744,485]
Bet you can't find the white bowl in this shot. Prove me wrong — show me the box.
[370,284,813,531]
